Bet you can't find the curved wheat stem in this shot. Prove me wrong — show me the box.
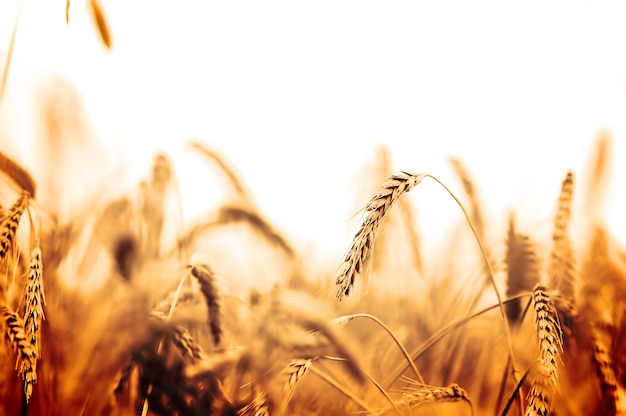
[333,313,424,384]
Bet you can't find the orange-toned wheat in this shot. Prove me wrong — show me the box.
[0,305,37,401]
[189,263,222,346]
[0,191,30,262]
[394,382,471,412]
[23,247,45,360]
[525,286,564,416]
[590,328,618,414]
[336,171,425,299]
[282,358,313,410]
[505,214,541,324]
[549,172,577,301]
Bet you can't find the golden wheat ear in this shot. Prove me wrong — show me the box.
[0,305,37,402]
[505,214,541,325]
[0,191,30,263]
[549,171,577,301]
[189,262,223,347]
[335,171,425,299]
[525,286,564,416]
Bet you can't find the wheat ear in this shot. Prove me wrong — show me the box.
[0,305,37,401]
[189,263,222,346]
[281,358,313,410]
[549,172,577,301]
[506,214,541,324]
[23,247,45,370]
[0,191,30,261]
[525,286,563,416]
[394,380,473,415]
[335,171,425,299]
[590,328,618,415]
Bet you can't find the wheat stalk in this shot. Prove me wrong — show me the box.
[0,305,37,402]
[525,286,564,416]
[335,171,425,299]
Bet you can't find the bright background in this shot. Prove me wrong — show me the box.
[1,1,626,262]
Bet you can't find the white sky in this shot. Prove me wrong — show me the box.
[1,1,626,261]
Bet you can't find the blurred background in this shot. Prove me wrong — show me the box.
[1,0,625,263]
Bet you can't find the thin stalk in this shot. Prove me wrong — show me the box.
[324,355,402,416]
[425,175,518,380]
[334,313,424,384]
[386,293,530,388]
[309,364,376,414]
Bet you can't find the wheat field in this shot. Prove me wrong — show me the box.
[1,3,626,415]
[0,125,624,415]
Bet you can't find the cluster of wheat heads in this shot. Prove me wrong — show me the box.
[1,133,625,415]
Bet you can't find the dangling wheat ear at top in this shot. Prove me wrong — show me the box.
[335,171,425,300]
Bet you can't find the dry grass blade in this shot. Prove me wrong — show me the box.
[282,358,313,410]
[549,171,577,301]
[0,191,30,262]
[0,152,36,197]
[66,0,71,23]
[23,247,45,361]
[89,0,111,49]
[335,171,425,299]
[189,263,222,346]
[506,214,541,325]
[525,286,563,416]
[0,305,36,402]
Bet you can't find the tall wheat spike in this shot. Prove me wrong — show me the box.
[505,214,541,325]
[281,358,313,410]
[525,286,564,416]
[23,247,45,373]
[336,171,425,299]
[0,305,36,402]
[0,191,30,262]
[589,327,619,415]
[189,263,222,346]
[549,172,577,301]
